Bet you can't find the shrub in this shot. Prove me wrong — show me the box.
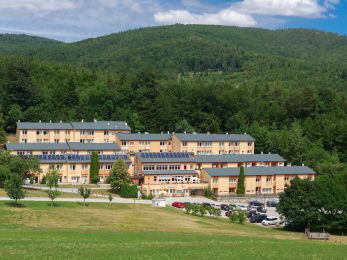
[141,193,154,200]
[229,212,238,222]
[120,184,138,198]
[238,211,246,224]
[198,205,206,217]
[191,204,200,216]
[212,208,221,217]
[203,188,217,200]
[184,203,193,214]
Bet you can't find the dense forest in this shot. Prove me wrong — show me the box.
[0,25,346,178]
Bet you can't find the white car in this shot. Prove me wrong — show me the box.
[237,205,248,211]
[262,217,278,226]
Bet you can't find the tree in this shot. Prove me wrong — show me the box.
[45,170,60,190]
[89,152,99,184]
[48,190,60,207]
[108,193,113,206]
[78,186,91,206]
[106,159,129,191]
[237,166,245,195]
[4,174,25,204]
[0,113,6,144]
[0,165,11,187]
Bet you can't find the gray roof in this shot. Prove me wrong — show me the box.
[195,154,286,163]
[17,121,131,131]
[6,143,69,150]
[19,154,130,163]
[116,133,171,141]
[6,142,120,151]
[143,170,198,175]
[174,133,255,142]
[17,122,73,130]
[71,121,130,131]
[204,166,316,177]
[67,142,120,151]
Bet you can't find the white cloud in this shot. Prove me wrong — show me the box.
[0,0,78,11]
[231,0,332,18]
[154,9,257,27]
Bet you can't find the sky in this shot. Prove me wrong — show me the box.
[0,0,346,42]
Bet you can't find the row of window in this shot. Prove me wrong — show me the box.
[121,141,170,146]
[152,175,199,183]
[143,164,194,171]
[182,141,253,147]
[213,176,296,184]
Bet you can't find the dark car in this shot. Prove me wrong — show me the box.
[249,200,264,207]
[250,214,268,223]
[184,202,191,207]
[247,211,258,218]
[221,204,230,211]
[202,203,212,208]
[225,210,235,217]
[266,200,279,207]
[257,206,267,213]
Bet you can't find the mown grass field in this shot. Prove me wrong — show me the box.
[0,188,93,198]
[0,201,346,259]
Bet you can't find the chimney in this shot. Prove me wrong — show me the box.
[145,132,149,134]
[207,132,210,134]
[125,122,127,125]
[93,118,97,122]
[107,122,110,125]
[244,132,247,135]
[302,163,305,166]
[268,152,271,154]
[287,163,292,166]
[167,131,170,134]
[18,120,20,123]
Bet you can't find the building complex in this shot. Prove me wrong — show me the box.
[5,120,316,196]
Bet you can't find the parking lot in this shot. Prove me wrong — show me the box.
[168,197,281,227]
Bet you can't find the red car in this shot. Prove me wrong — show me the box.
[172,202,185,208]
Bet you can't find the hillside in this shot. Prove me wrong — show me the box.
[0,25,346,172]
[0,34,63,54]
[1,25,347,74]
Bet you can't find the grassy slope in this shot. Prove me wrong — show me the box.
[0,188,98,198]
[0,201,345,259]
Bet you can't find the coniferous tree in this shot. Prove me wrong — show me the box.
[237,166,245,195]
[89,152,99,184]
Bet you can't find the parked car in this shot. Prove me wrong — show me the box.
[266,200,279,207]
[247,211,258,219]
[249,200,264,207]
[221,204,230,211]
[202,203,212,208]
[211,204,221,209]
[262,217,278,226]
[183,202,191,206]
[225,210,235,217]
[250,214,268,223]
[257,206,267,213]
[237,205,248,211]
[172,202,185,208]
[247,206,257,213]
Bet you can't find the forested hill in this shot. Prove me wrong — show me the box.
[0,34,63,54]
[1,25,347,74]
[0,25,346,175]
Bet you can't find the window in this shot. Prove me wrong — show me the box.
[219,141,224,147]
[156,165,168,171]
[169,165,180,170]
[247,150,253,154]
[121,141,127,146]
[80,139,85,143]
[229,178,236,183]
[182,141,188,147]
[22,130,27,135]
[143,165,155,171]
[65,130,70,135]
[256,177,261,183]
[229,141,239,146]
[82,164,88,171]
[139,141,150,146]
[153,176,157,182]
[262,188,272,193]
[36,139,42,143]
[266,177,272,182]
[69,164,76,171]
[248,142,253,146]
[284,176,289,181]
[21,139,27,143]
[36,130,40,135]
[160,141,167,146]
[43,130,48,135]
[54,139,59,143]
[104,131,109,135]
[197,141,212,147]
[213,178,218,184]
[54,130,60,135]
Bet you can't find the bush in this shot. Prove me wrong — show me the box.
[41,175,47,184]
[203,188,217,200]
[229,211,238,222]
[120,184,138,198]
[141,193,154,200]
[184,203,193,214]
[238,211,246,224]
[191,204,200,216]
[212,208,221,217]
[198,205,206,217]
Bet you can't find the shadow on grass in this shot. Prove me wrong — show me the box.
[47,202,62,207]
[5,201,26,208]
[77,202,90,207]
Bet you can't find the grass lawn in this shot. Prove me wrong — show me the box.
[0,201,346,259]
[0,188,94,198]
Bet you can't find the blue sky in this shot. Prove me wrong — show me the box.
[0,0,345,42]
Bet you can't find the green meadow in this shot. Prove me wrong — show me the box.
[0,201,346,259]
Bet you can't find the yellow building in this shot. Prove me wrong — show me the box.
[201,166,316,196]
[21,154,131,184]
[115,133,172,153]
[5,142,121,155]
[16,120,131,143]
[194,153,286,171]
[172,133,255,155]
[134,152,208,196]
